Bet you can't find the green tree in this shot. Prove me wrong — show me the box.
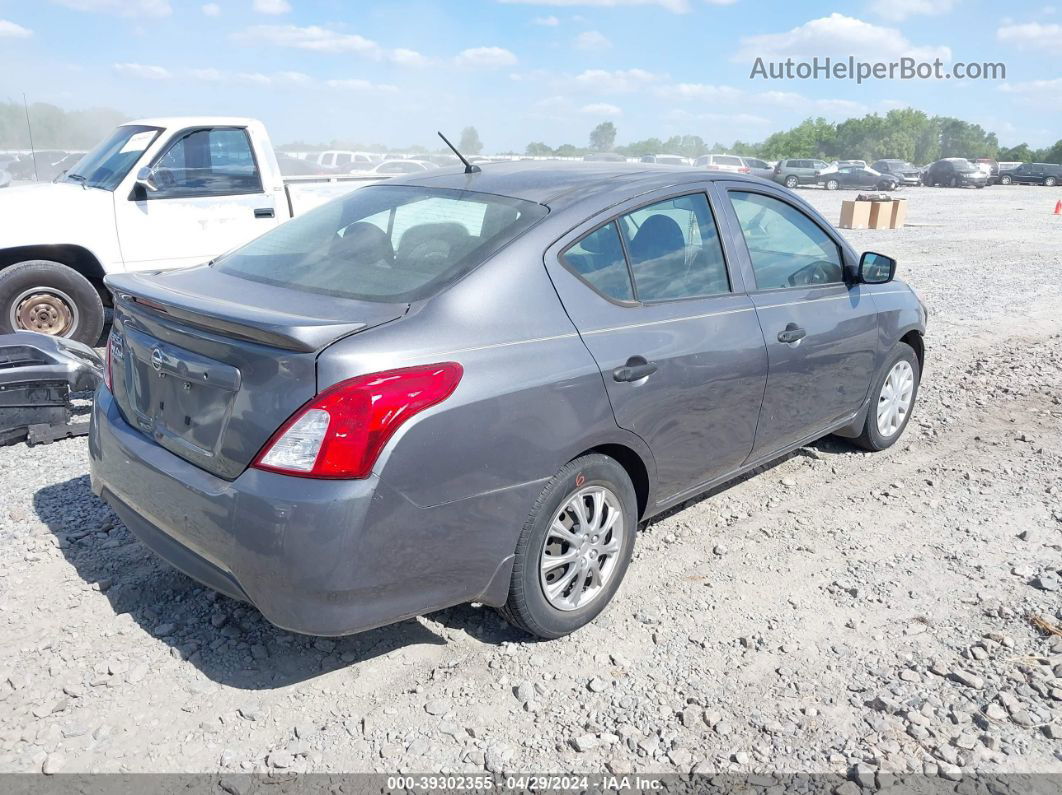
[998,143,1034,162]
[1036,140,1062,164]
[458,126,483,155]
[525,141,553,157]
[589,121,617,151]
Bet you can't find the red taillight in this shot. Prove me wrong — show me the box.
[739,167,751,173]
[252,362,463,479]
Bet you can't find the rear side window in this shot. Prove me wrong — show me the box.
[562,193,731,303]
[561,222,633,302]
[620,194,730,300]
[728,191,843,289]
[152,128,262,197]
[214,185,547,302]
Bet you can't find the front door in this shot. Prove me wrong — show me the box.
[544,189,768,503]
[115,126,278,271]
[717,184,880,458]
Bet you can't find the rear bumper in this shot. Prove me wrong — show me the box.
[89,389,534,636]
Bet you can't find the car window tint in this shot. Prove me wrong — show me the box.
[728,191,843,289]
[618,194,730,301]
[562,222,633,302]
[747,159,768,169]
[153,128,262,197]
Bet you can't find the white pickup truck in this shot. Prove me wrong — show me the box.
[0,117,378,344]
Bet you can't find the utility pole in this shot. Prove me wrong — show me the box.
[22,92,39,182]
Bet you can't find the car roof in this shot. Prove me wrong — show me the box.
[387,161,767,206]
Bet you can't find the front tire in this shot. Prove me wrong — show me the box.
[784,175,799,189]
[499,454,637,639]
[854,342,921,452]
[824,179,839,191]
[0,260,104,346]
[1046,177,1058,187]
[999,174,1012,185]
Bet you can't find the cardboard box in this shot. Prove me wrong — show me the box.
[868,200,892,229]
[889,198,908,229]
[839,200,871,229]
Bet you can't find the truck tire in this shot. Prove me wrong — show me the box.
[0,260,105,346]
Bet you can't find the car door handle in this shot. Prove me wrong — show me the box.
[613,356,657,382]
[254,207,275,219]
[777,324,807,344]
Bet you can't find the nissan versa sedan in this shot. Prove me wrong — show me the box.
[89,163,926,639]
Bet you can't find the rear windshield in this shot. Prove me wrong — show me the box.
[214,185,547,302]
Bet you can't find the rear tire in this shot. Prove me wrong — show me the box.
[999,174,1012,185]
[824,179,839,191]
[499,454,637,639]
[1046,177,1058,187]
[854,342,921,452]
[0,260,104,346]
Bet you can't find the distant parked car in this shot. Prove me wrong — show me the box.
[997,162,1061,186]
[639,154,689,166]
[6,150,68,181]
[740,157,774,180]
[49,152,88,182]
[693,154,748,174]
[922,158,987,188]
[772,158,836,189]
[368,159,433,175]
[871,159,922,187]
[820,166,899,192]
[315,150,376,171]
[583,152,627,162]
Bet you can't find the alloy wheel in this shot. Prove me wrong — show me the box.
[539,485,625,611]
[876,360,914,437]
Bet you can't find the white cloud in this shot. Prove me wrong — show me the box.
[656,82,743,100]
[581,102,622,114]
[757,90,868,116]
[391,48,429,66]
[237,72,273,86]
[734,13,950,62]
[324,78,398,92]
[533,15,560,25]
[0,19,32,37]
[201,2,220,15]
[188,67,224,81]
[54,0,171,16]
[573,67,662,92]
[997,22,1060,49]
[501,0,693,12]
[455,46,518,67]
[574,30,611,49]
[253,0,291,14]
[235,24,380,55]
[870,0,957,22]
[999,77,1062,97]
[113,62,171,79]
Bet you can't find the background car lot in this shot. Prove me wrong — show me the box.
[0,184,1059,777]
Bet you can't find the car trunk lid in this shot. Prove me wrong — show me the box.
[105,267,407,479]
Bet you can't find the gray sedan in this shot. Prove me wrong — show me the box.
[89,163,926,639]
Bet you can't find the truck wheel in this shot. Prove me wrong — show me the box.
[0,260,104,346]
[1046,177,1058,187]
[999,174,1012,185]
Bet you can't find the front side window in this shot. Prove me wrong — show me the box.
[728,191,843,289]
[64,124,161,191]
[151,128,262,198]
[214,185,547,302]
[619,194,730,300]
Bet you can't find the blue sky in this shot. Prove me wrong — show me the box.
[0,0,1058,150]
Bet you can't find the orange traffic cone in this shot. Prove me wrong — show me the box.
[1055,200,1062,215]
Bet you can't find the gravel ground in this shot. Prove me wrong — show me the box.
[0,184,1060,780]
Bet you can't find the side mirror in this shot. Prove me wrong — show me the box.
[135,165,158,192]
[859,251,896,284]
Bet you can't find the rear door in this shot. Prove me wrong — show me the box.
[715,182,879,458]
[544,188,768,503]
[115,126,279,271]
